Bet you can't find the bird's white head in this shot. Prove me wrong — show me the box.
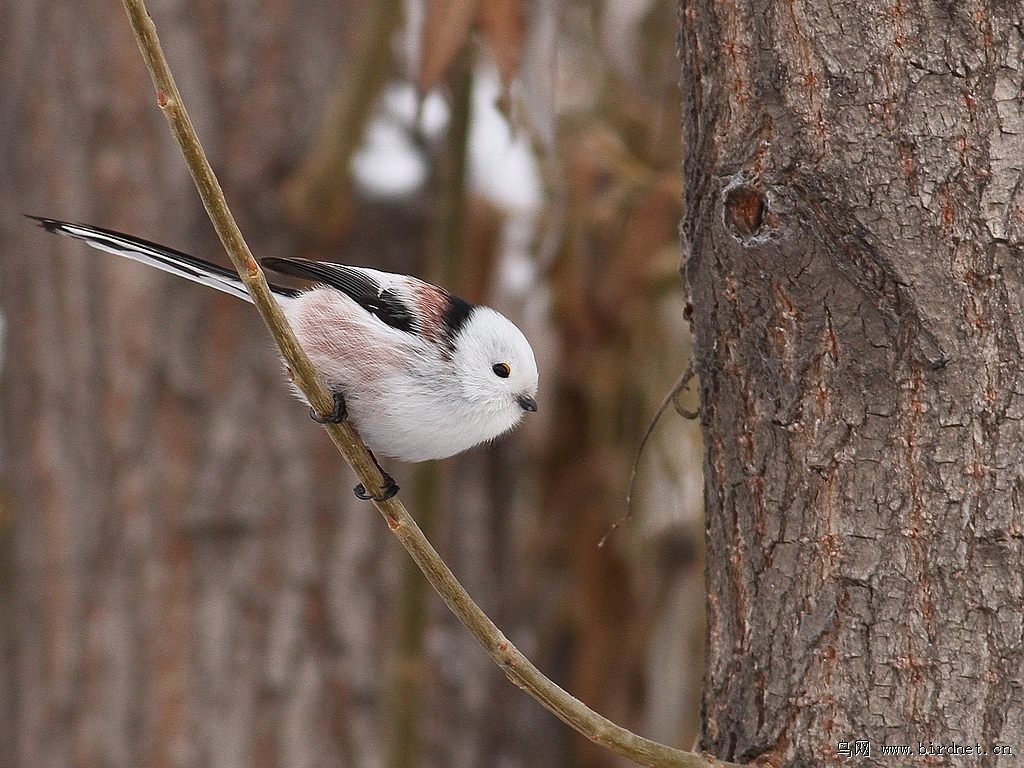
[450,306,539,430]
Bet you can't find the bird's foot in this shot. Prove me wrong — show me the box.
[354,473,399,502]
[310,391,347,424]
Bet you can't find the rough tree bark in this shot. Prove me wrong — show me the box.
[681,1,1024,765]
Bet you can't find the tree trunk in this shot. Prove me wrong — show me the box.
[1,3,396,767]
[681,1,1024,765]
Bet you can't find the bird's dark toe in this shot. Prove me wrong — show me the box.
[353,473,399,502]
[310,391,348,424]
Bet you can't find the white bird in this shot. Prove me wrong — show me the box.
[32,217,539,498]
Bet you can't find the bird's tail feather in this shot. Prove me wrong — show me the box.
[29,216,299,302]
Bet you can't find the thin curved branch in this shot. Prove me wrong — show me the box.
[117,3,741,767]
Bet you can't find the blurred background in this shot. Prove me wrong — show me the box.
[0,1,703,766]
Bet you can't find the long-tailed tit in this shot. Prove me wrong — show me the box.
[32,217,539,496]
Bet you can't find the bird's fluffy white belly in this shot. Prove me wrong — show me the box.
[345,385,519,462]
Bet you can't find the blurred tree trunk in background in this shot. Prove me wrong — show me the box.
[0,3,394,767]
[527,5,708,766]
[0,3,563,767]
[681,1,1024,765]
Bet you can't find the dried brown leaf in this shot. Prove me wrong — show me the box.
[419,0,479,92]
[476,0,527,88]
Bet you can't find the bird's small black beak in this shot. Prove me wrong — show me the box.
[517,394,538,413]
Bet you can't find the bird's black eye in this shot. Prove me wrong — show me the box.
[492,362,511,378]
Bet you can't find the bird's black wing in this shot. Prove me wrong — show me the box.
[260,258,418,334]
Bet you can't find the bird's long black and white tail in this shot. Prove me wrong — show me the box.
[30,217,299,301]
